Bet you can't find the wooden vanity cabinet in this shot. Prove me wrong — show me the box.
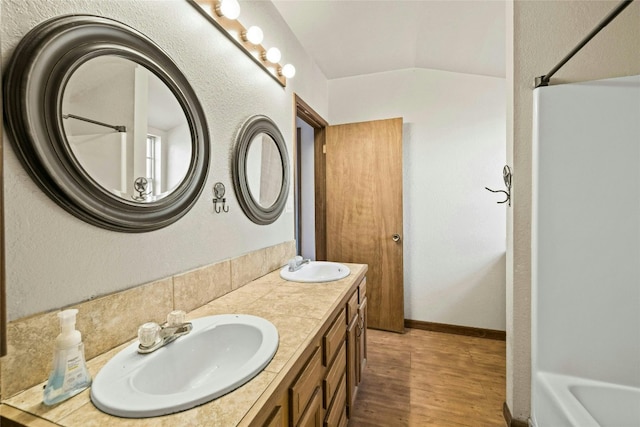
[252,276,367,427]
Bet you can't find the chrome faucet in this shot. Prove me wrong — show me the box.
[137,310,192,354]
[288,256,311,272]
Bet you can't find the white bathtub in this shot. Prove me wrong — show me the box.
[532,372,640,427]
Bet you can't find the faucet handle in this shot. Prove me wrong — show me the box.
[166,310,186,326]
[138,322,161,347]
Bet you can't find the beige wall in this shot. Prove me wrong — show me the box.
[507,0,640,421]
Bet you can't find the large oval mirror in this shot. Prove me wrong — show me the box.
[3,15,209,232]
[233,115,289,225]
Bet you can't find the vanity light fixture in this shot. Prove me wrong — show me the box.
[242,26,264,45]
[263,47,281,64]
[280,64,296,79]
[215,0,240,20]
[190,0,295,87]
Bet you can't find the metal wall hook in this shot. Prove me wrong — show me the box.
[212,198,230,213]
[485,165,512,206]
[212,182,230,214]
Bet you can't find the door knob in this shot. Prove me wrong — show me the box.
[392,234,401,242]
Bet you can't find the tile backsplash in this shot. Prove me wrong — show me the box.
[0,241,295,400]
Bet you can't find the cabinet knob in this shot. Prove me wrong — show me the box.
[392,234,401,242]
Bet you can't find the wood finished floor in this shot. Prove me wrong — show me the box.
[348,328,506,427]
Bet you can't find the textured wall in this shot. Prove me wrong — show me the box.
[1,0,328,320]
[507,0,640,421]
[329,68,506,331]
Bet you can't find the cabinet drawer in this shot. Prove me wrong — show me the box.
[359,278,367,303]
[323,341,346,408]
[323,308,346,366]
[297,387,322,427]
[290,346,323,425]
[324,375,347,427]
[346,290,358,324]
[262,405,284,427]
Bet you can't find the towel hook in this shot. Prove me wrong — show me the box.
[212,182,230,214]
[485,165,512,206]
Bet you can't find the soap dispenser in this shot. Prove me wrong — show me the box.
[43,309,92,405]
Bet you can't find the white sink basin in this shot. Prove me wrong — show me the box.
[280,261,350,283]
[90,314,278,418]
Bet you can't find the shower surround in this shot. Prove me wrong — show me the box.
[531,75,640,426]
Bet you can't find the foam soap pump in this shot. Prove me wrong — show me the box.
[43,309,92,405]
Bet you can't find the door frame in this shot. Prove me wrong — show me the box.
[293,94,328,260]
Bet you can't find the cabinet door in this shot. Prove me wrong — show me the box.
[346,316,358,416]
[346,290,358,325]
[357,296,368,385]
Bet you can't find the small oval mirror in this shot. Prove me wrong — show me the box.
[233,115,289,225]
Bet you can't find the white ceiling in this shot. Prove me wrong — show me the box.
[272,0,506,80]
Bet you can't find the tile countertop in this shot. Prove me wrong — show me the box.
[1,263,367,427]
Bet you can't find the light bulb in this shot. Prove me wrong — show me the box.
[242,26,264,45]
[265,47,281,63]
[280,64,296,78]
[217,0,240,20]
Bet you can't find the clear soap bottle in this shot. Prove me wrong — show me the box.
[43,309,92,405]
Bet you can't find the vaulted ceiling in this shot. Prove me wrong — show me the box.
[272,0,506,80]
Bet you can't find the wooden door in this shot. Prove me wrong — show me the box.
[325,118,404,332]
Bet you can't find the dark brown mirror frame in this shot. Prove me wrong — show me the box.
[3,15,210,232]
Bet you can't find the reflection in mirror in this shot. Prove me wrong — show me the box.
[245,133,283,208]
[62,56,191,202]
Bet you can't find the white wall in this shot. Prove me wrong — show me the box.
[329,68,506,331]
[1,0,328,321]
